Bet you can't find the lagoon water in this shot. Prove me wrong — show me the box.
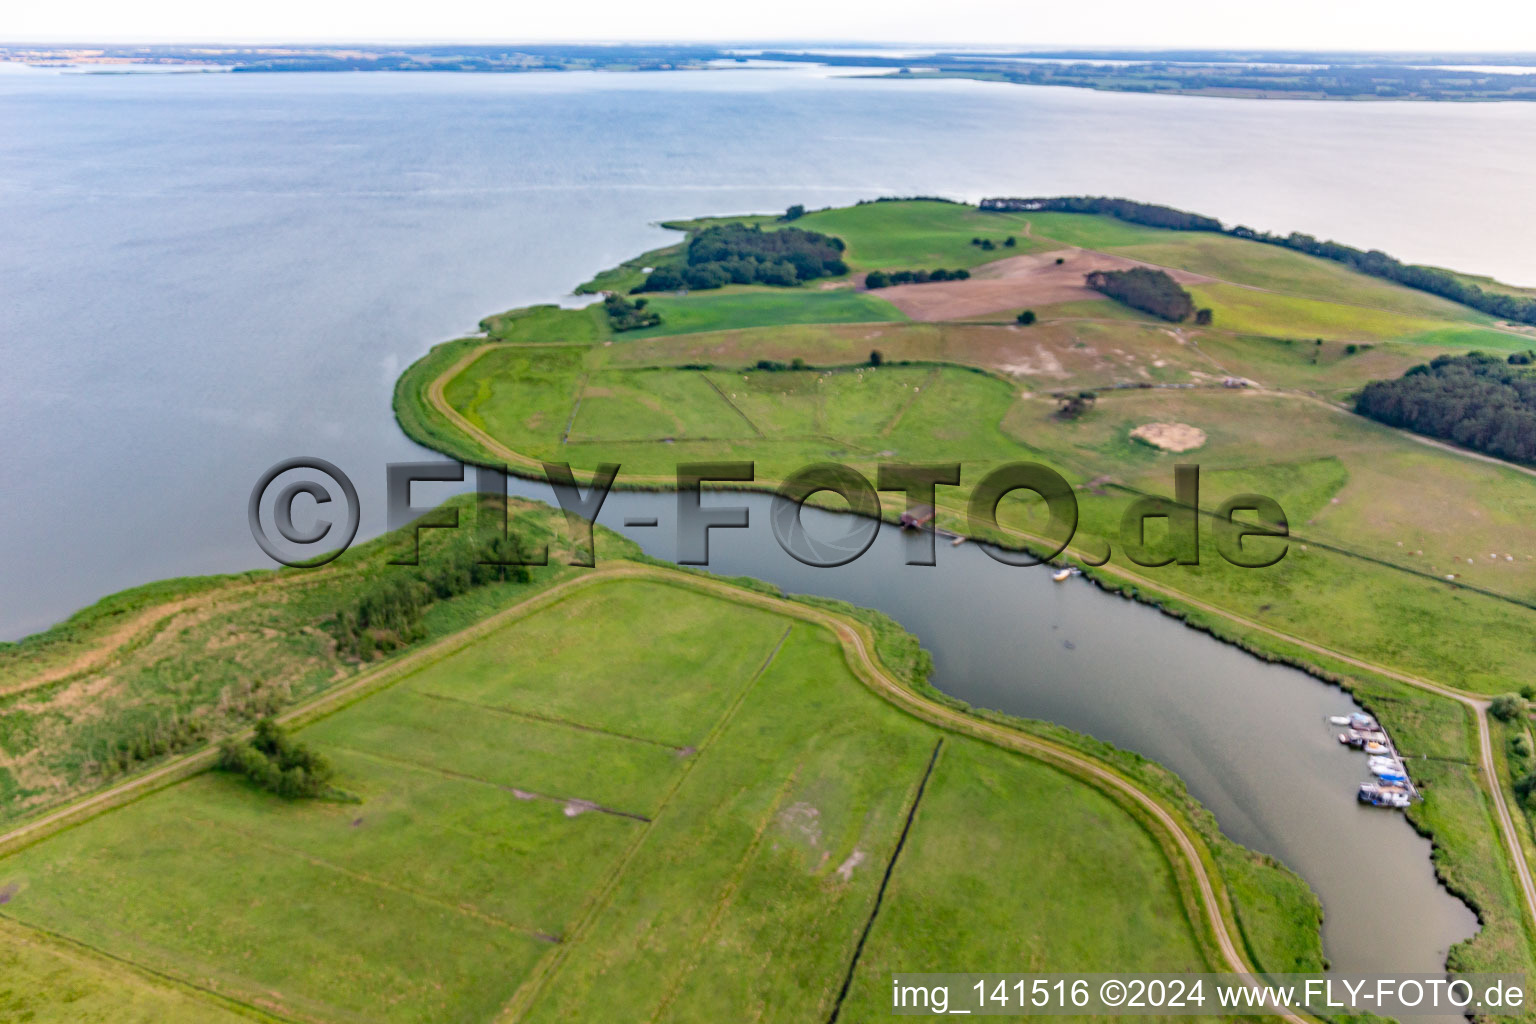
[5,62,1526,979]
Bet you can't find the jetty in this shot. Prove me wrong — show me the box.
[1333,711,1418,808]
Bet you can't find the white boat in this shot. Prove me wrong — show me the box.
[1363,740,1389,755]
[1371,764,1409,780]
[1368,756,1401,770]
[1359,783,1411,808]
[1052,568,1080,582]
[1329,715,1352,726]
[1349,712,1377,730]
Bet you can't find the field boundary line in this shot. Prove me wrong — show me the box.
[411,689,689,751]
[177,809,562,941]
[561,372,589,444]
[879,365,941,436]
[320,741,654,822]
[699,370,765,436]
[0,912,304,1024]
[827,738,943,1023]
[493,622,791,1022]
[645,763,804,1022]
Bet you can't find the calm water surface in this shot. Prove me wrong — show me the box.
[5,63,1523,980]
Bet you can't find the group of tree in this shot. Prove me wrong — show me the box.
[217,717,336,799]
[1085,267,1197,322]
[864,267,971,288]
[1354,351,1536,464]
[603,293,660,331]
[330,527,536,659]
[969,236,1016,251]
[635,223,847,292]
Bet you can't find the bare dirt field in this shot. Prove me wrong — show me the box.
[875,248,1213,321]
[1130,422,1208,452]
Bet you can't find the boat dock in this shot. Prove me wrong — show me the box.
[1334,711,1418,808]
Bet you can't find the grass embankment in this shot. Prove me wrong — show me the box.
[395,197,1536,996]
[0,572,1284,1022]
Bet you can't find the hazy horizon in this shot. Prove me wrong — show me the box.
[8,0,1536,53]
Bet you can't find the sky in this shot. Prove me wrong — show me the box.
[7,0,1536,52]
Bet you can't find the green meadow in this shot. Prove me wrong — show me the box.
[0,577,1220,1022]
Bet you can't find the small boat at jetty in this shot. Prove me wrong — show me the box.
[1359,783,1411,808]
[1349,712,1377,730]
[1339,731,1365,748]
[1363,740,1389,755]
[1373,768,1409,785]
[1329,715,1352,726]
[1368,755,1400,770]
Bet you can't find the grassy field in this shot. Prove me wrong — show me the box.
[615,287,907,339]
[665,199,1064,271]
[0,575,1247,1023]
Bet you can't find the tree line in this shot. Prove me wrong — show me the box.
[1085,267,1197,321]
[1355,351,1536,464]
[635,223,848,292]
[980,196,1222,232]
[1228,226,1536,326]
[980,195,1536,327]
[864,267,971,288]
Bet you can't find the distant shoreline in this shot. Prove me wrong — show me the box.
[6,43,1536,101]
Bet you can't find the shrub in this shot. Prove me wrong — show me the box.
[1194,308,1214,326]
[869,349,884,367]
[1491,693,1526,722]
[1017,310,1037,325]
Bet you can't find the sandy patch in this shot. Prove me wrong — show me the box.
[874,248,1212,322]
[778,801,822,846]
[835,850,866,881]
[1130,422,1207,452]
[997,343,1067,378]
